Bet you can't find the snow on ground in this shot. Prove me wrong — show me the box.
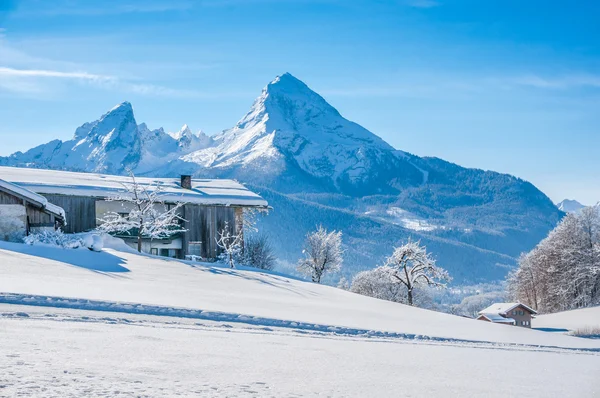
[1,241,600,396]
[535,306,600,334]
[1,240,599,350]
[1,305,599,398]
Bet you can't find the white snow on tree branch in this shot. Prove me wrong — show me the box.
[215,221,243,268]
[96,172,186,252]
[381,239,451,306]
[297,226,343,283]
[509,205,600,313]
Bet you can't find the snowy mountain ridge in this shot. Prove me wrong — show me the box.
[1,101,209,175]
[557,199,586,213]
[0,73,564,284]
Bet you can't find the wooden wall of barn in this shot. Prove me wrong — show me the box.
[1,190,55,226]
[0,190,22,205]
[25,206,53,226]
[182,205,237,259]
[42,194,97,233]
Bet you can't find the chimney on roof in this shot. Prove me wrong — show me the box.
[180,175,192,190]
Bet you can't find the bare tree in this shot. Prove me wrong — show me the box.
[243,234,276,270]
[96,172,186,252]
[297,226,343,283]
[216,221,243,268]
[383,239,451,306]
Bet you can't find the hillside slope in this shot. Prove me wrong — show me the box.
[535,306,600,332]
[0,240,597,350]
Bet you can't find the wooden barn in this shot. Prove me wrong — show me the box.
[0,178,65,241]
[0,166,268,259]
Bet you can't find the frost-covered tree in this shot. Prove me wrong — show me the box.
[96,172,186,252]
[509,205,600,313]
[451,291,507,318]
[350,265,437,309]
[383,239,451,306]
[337,276,350,290]
[350,267,404,303]
[297,226,343,283]
[216,221,243,268]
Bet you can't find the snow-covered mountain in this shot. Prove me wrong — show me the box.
[557,199,586,213]
[0,102,209,175]
[0,73,564,284]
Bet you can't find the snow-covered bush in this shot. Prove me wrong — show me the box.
[242,234,276,270]
[24,229,83,249]
[81,233,104,252]
[570,326,600,339]
[337,276,350,290]
[297,226,343,283]
[24,230,103,251]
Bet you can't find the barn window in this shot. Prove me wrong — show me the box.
[188,241,202,257]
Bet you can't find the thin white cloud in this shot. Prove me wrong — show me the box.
[0,66,115,81]
[513,74,600,89]
[0,66,250,99]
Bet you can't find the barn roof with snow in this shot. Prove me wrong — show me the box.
[0,166,268,208]
[477,313,515,325]
[479,302,537,316]
[0,178,66,221]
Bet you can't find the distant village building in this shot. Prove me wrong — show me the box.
[0,179,65,242]
[477,303,537,328]
[0,167,268,259]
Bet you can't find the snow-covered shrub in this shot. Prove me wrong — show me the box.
[337,276,350,290]
[297,226,343,283]
[570,326,600,339]
[24,229,84,249]
[24,230,103,251]
[242,234,276,270]
[81,233,104,252]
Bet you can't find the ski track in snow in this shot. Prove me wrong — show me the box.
[1,304,599,398]
[1,293,598,355]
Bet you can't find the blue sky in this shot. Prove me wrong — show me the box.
[0,0,599,204]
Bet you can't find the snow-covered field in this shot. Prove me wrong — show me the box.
[535,306,600,334]
[2,305,599,397]
[1,240,599,396]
